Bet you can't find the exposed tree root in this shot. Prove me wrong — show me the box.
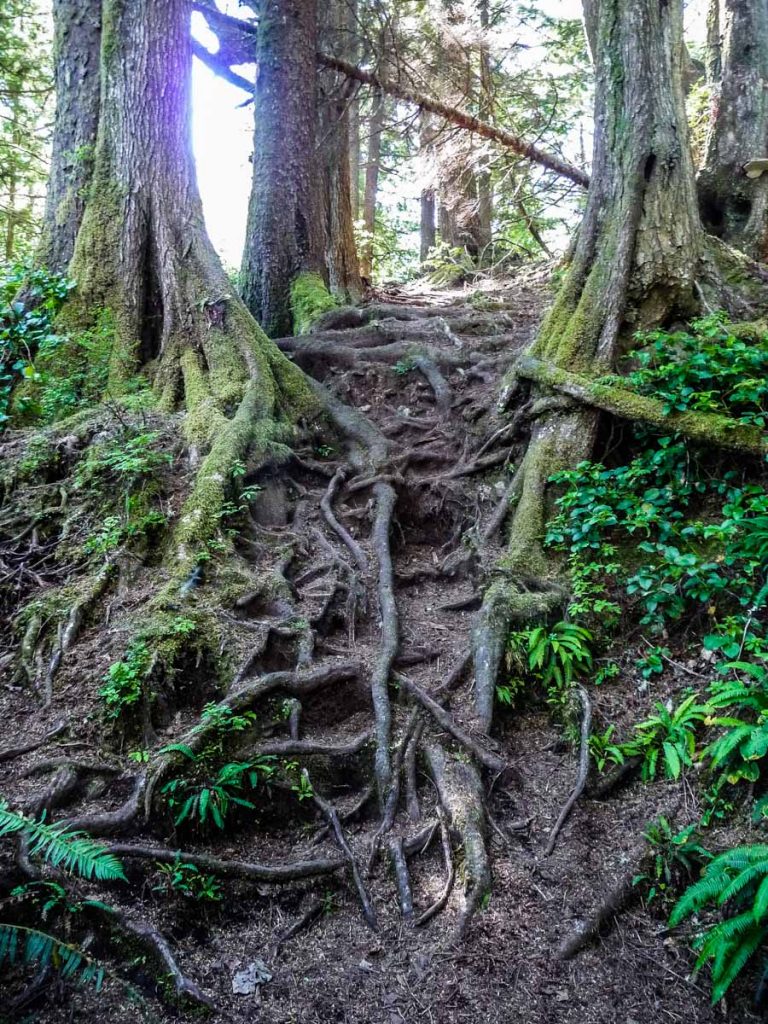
[544,686,592,856]
[320,468,369,572]
[95,906,214,1009]
[389,837,414,921]
[425,744,490,938]
[108,842,345,882]
[0,719,67,763]
[275,898,325,947]
[397,675,505,774]
[370,482,398,801]
[515,355,768,456]
[415,812,455,928]
[305,770,378,929]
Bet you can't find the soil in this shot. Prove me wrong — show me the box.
[0,269,761,1024]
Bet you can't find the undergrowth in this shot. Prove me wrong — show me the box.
[537,313,768,1003]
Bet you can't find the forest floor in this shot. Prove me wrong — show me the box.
[0,269,760,1023]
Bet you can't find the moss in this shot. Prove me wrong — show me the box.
[290,272,338,335]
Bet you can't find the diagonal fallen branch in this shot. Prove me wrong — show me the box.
[107,842,345,882]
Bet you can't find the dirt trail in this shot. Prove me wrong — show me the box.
[0,274,757,1023]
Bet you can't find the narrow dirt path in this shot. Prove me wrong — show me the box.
[1,274,757,1023]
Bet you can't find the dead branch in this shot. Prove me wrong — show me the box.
[108,842,345,882]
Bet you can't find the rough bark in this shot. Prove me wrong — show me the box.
[420,189,436,262]
[240,0,325,337]
[698,0,768,260]
[37,0,101,275]
[360,88,385,280]
[318,1,363,300]
[55,0,315,559]
[472,0,705,736]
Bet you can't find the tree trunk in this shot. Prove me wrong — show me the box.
[37,0,101,275]
[348,0,361,222]
[57,0,315,558]
[473,0,704,726]
[240,0,325,337]
[698,0,768,260]
[420,189,436,262]
[360,89,385,280]
[476,0,493,260]
[317,0,362,300]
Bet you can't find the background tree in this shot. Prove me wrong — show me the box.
[0,1,53,262]
[240,0,326,337]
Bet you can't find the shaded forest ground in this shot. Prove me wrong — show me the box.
[0,269,760,1023]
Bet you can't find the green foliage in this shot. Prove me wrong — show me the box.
[0,924,106,990]
[634,817,710,906]
[0,801,126,881]
[153,860,222,903]
[627,314,768,427]
[100,639,151,718]
[619,694,712,781]
[161,753,276,831]
[523,621,593,692]
[100,615,205,721]
[0,262,73,424]
[671,845,768,1003]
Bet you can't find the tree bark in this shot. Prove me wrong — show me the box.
[317,0,362,300]
[53,0,314,557]
[37,0,101,275]
[361,88,385,280]
[472,0,705,730]
[698,0,768,260]
[240,0,325,337]
[420,189,436,262]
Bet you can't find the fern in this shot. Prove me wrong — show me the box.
[671,843,768,1002]
[0,924,105,989]
[0,801,125,881]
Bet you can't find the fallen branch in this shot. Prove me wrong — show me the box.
[317,54,590,189]
[370,482,398,801]
[544,686,592,856]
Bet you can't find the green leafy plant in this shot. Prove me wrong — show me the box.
[153,860,222,903]
[160,751,276,830]
[671,844,768,1003]
[0,802,125,881]
[633,817,710,905]
[525,621,593,692]
[100,640,151,719]
[620,694,712,781]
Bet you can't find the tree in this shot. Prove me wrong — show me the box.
[698,0,768,260]
[56,0,315,553]
[473,0,760,759]
[0,1,53,262]
[239,0,326,337]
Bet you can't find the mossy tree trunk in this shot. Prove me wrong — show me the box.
[698,0,768,260]
[52,0,317,561]
[474,0,706,719]
[240,0,326,338]
[37,0,101,275]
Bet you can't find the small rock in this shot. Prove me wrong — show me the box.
[232,960,272,995]
[555,990,569,1003]
[357,959,374,973]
